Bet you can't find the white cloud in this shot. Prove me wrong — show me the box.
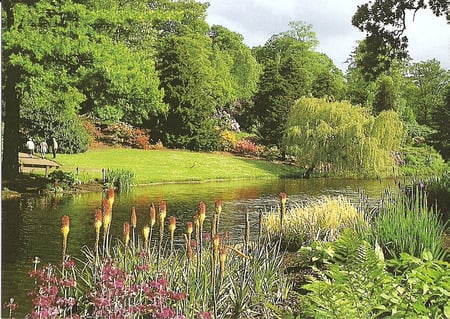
[204,0,449,71]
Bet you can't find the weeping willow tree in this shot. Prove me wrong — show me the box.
[283,97,404,178]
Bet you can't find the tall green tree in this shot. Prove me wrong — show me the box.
[252,22,344,147]
[352,0,447,79]
[283,97,404,178]
[154,33,222,150]
[373,74,398,114]
[2,0,169,164]
[406,59,449,126]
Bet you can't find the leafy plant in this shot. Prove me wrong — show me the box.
[48,170,81,191]
[300,230,450,318]
[105,168,135,191]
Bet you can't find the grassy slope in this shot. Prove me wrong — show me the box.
[56,148,304,184]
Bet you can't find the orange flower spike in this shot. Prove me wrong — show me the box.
[215,199,222,215]
[131,207,137,229]
[169,216,176,233]
[94,209,102,234]
[186,222,193,236]
[103,199,112,228]
[150,204,156,227]
[123,222,130,246]
[280,192,287,206]
[198,201,206,226]
[61,215,70,239]
[107,187,115,206]
[159,201,167,226]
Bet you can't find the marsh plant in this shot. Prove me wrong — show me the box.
[263,196,366,250]
[25,188,292,318]
[366,186,448,260]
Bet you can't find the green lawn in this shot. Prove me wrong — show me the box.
[55,148,304,184]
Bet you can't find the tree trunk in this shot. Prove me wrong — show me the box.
[1,0,21,181]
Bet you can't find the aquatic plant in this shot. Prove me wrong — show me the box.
[263,196,366,250]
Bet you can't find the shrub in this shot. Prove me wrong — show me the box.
[48,170,81,191]
[400,144,447,176]
[220,130,237,152]
[263,196,367,250]
[300,230,450,319]
[234,139,258,156]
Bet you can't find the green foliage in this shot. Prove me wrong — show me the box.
[431,82,450,160]
[4,0,168,155]
[105,168,134,191]
[154,33,222,150]
[400,145,447,176]
[48,170,81,191]
[365,187,447,260]
[301,230,450,318]
[283,97,404,177]
[351,0,447,79]
[252,21,345,147]
[373,74,397,114]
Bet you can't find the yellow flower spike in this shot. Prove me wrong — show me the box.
[61,215,70,240]
[103,199,112,226]
[159,201,167,227]
[279,192,287,206]
[123,222,130,246]
[131,207,137,229]
[213,234,220,251]
[143,225,150,250]
[169,216,176,233]
[186,222,193,236]
[61,215,70,261]
[150,204,156,228]
[94,209,102,235]
[169,216,176,254]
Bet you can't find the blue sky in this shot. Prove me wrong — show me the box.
[204,0,449,71]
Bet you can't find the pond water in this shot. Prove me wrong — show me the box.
[0,177,406,316]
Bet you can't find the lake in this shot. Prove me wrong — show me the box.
[1,178,401,316]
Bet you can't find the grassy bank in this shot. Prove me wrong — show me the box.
[55,148,304,184]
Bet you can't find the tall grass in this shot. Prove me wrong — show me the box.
[263,196,367,250]
[367,186,448,260]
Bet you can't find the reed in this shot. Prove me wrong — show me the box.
[369,187,448,260]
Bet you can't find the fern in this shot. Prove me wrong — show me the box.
[301,230,392,318]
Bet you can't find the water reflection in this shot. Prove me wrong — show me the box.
[2,178,393,316]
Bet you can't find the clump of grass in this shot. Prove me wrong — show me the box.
[263,196,366,250]
[105,168,134,191]
[367,186,448,260]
